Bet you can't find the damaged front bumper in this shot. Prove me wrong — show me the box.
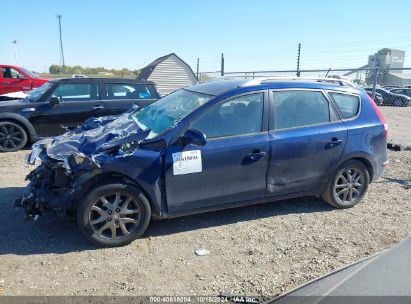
[15,112,153,220]
[16,141,99,220]
[15,155,76,219]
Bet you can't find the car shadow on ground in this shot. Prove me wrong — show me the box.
[0,187,332,255]
[375,176,411,187]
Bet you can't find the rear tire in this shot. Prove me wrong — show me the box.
[321,160,369,209]
[0,121,28,152]
[77,181,151,247]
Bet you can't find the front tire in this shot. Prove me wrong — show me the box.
[321,160,369,209]
[77,181,151,247]
[0,121,28,152]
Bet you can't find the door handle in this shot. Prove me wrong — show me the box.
[246,150,267,161]
[326,137,344,149]
[92,105,104,110]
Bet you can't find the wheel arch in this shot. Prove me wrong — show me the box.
[336,153,375,181]
[323,152,376,194]
[0,113,37,143]
[73,170,161,219]
[351,157,374,181]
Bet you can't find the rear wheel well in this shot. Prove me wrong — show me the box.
[351,157,374,181]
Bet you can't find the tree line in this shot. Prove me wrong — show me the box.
[48,64,140,78]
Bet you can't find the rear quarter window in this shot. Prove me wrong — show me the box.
[329,92,360,119]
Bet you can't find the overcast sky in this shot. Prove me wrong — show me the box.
[1,0,411,73]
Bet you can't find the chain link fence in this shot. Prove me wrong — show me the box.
[198,67,411,148]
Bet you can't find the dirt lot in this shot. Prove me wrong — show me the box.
[380,106,411,148]
[0,149,410,297]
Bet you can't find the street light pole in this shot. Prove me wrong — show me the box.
[12,40,18,65]
[57,14,65,73]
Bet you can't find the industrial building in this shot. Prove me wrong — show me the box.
[366,48,411,86]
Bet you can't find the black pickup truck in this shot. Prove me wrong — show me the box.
[0,78,160,152]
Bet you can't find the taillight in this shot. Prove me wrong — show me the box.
[367,95,388,137]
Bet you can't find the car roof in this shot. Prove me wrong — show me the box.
[49,78,155,85]
[188,78,361,96]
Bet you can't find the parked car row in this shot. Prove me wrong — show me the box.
[364,86,411,107]
[388,87,411,98]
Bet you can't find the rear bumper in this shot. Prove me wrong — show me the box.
[372,158,389,182]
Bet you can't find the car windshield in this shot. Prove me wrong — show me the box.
[131,89,213,138]
[27,82,53,102]
[19,67,39,78]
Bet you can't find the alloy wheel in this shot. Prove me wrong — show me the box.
[334,168,365,204]
[0,123,25,151]
[89,192,142,240]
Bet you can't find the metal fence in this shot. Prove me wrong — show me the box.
[198,67,411,148]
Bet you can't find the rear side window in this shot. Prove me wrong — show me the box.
[273,90,330,130]
[101,83,155,100]
[329,92,360,119]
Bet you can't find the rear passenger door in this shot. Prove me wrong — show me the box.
[100,83,158,117]
[267,89,349,196]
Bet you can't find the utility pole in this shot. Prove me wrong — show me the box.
[196,58,200,83]
[57,14,65,73]
[372,67,379,100]
[12,40,18,65]
[221,53,225,77]
[296,43,301,77]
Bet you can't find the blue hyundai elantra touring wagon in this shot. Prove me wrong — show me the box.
[17,78,389,246]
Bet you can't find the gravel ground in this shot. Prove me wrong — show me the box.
[0,149,410,297]
[380,106,411,148]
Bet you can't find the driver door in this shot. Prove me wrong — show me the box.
[1,67,32,94]
[32,82,102,136]
[164,91,270,213]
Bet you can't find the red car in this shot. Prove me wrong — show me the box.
[0,64,49,95]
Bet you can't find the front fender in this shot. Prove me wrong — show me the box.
[90,149,165,218]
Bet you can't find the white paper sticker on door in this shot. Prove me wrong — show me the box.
[172,150,202,175]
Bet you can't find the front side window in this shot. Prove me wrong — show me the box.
[191,93,264,139]
[102,83,155,100]
[27,82,54,102]
[273,90,330,130]
[50,83,98,102]
[390,89,402,94]
[18,67,39,78]
[329,92,360,119]
[132,89,212,138]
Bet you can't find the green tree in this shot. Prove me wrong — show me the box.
[49,64,61,74]
[132,69,140,78]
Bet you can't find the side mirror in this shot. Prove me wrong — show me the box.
[49,96,60,106]
[18,74,28,80]
[181,129,207,146]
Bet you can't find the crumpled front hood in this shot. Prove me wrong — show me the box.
[44,111,150,162]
